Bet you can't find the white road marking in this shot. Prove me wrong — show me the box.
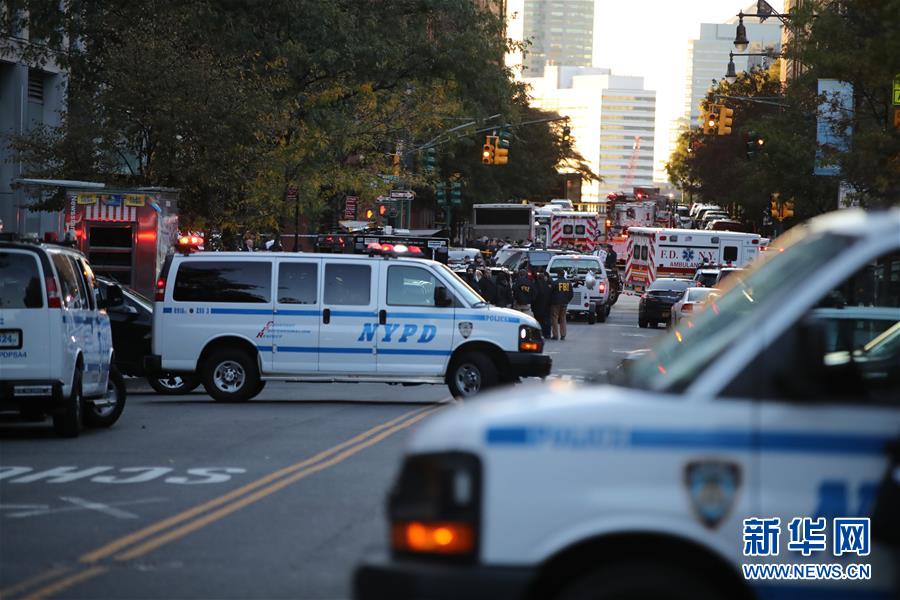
[0,503,49,510]
[59,497,141,519]
[4,497,166,519]
[621,333,654,337]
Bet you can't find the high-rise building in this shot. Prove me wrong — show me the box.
[525,65,656,204]
[521,0,594,77]
[1,31,68,235]
[682,16,781,129]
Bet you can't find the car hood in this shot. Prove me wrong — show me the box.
[481,305,539,329]
[407,383,678,454]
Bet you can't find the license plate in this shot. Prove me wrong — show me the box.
[0,329,22,349]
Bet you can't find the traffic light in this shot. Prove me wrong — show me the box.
[717,107,734,135]
[746,132,765,159]
[435,182,447,206]
[482,136,495,164]
[494,130,510,165]
[423,147,437,174]
[701,106,719,135]
[379,204,387,216]
[450,180,462,206]
[365,208,374,220]
[562,125,571,142]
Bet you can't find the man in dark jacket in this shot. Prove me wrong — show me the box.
[495,271,513,307]
[476,269,497,304]
[513,269,535,315]
[533,272,553,338]
[550,271,574,340]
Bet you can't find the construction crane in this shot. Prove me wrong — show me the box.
[622,135,642,190]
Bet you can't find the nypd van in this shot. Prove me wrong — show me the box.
[0,237,126,437]
[354,209,899,599]
[147,242,551,401]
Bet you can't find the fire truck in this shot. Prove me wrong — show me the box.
[61,188,179,298]
[625,227,762,289]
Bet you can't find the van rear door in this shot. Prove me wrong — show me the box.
[0,249,52,382]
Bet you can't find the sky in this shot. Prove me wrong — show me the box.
[588,0,785,180]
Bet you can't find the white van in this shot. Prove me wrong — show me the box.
[355,209,899,600]
[148,245,551,401]
[546,254,611,323]
[0,238,125,436]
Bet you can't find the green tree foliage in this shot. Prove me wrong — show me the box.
[3,0,592,232]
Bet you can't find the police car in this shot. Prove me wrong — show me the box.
[354,209,899,599]
[546,254,611,324]
[147,240,551,401]
[0,236,126,437]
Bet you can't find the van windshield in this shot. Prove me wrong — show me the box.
[549,258,602,276]
[628,228,856,392]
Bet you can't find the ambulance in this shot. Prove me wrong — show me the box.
[146,241,551,401]
[543,211,600,252]
[354,208,900,600]
[626,227,761,290]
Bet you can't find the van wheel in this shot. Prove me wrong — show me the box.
[148,374,200,395]
[202,348,259,402]
[555,561,726,600]
[638,319,648,328]
[53,369,83,438]
[447,352,498,398]
[597,304,608,323]
[85,365,126,428]
[587,308,597,325]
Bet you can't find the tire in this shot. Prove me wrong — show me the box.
[148,373,200,395]
[53,369,83,437]
[202,348,260,402]
[85,365,127,428]
[597,304,608,323]
[555,561,727,600]
[447,352,498,398]
[587,307,597,325]
[638,319,648,328]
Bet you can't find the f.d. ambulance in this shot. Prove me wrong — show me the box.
[626,227,761,289]
[355,209,899,600]
[147,243,551,401]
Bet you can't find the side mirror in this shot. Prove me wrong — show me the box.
[434,287,453,308]
[101,284,125,309]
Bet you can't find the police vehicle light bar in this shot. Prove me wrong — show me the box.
[366,242,424,256]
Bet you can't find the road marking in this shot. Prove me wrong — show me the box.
[4,404,440,600]
[621,333,653,337]
[19,566,108,600]
[81,403,436,563]
[0,504,49,511]
[5,497,166,519]
[58,497,140,520]
[0,566,71,599]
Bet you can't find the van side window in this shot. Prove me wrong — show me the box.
[51,253,87,309]
[387,265,437,307]
[173,261,272,303]
[723,246,738,262]
[0,251,43,308]
[724,250,900,405]
[278,262,318,304]
[323,263,370,305]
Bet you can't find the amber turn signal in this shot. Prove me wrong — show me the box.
[391,521,475,555]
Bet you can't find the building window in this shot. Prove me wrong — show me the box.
[27,70,44,103]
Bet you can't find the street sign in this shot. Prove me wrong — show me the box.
[343,196,357,220]
[893,74,900,105]
[286,186,298,201]
[390,190,415,200]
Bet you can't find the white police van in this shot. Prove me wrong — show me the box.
[0,237,125,437]
[355,209,900,599]
[148,242,551,401]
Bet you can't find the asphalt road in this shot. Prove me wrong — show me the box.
[0,295,660,600]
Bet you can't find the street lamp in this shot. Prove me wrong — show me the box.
[733,0,791,51]
[724,51,781,84]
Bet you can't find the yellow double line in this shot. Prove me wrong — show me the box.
[0,403,442,600]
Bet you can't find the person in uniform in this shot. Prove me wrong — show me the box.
[476,269,497,304]
[550,271,574,340]
[513,269,535,315]
[533,271,552,338]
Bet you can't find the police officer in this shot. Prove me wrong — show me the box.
[513,269,535,315]
[604,243,618,269]
[476,269,497,304]
[532,271,553,338]
[551,270,574,340]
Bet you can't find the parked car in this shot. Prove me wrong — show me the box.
[706,219,752,232]
[0,236,125,436]
[95,276,200,395]
[500,249,566,276]
[638,277,697,328]
[715,267,747,287]
[669,286,719,328]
